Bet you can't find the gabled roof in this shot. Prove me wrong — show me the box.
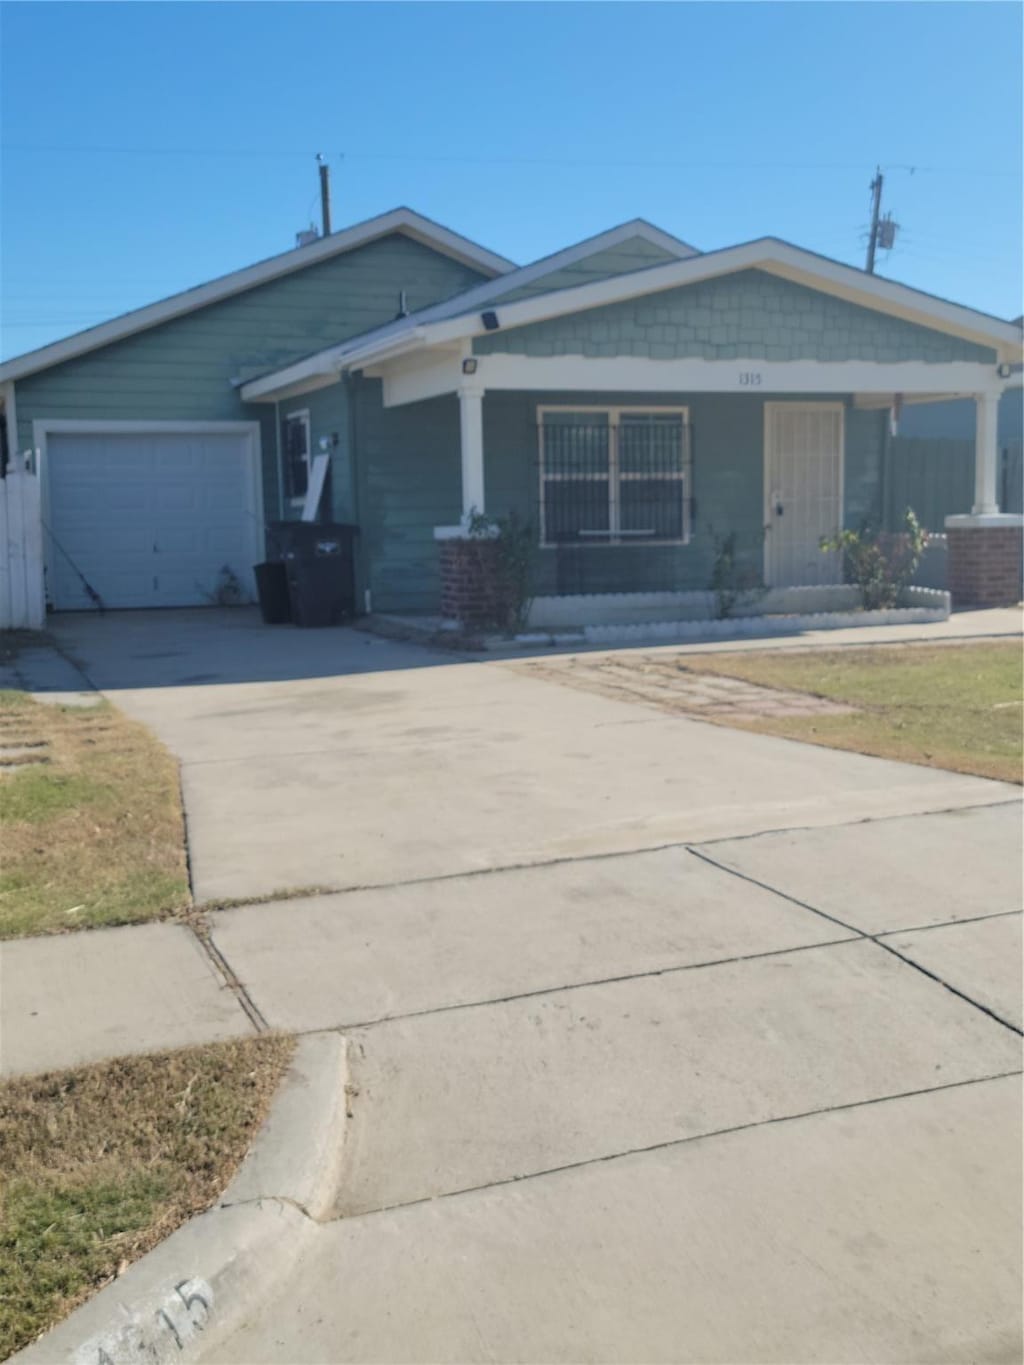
[0,208,516,383]
[239,219,698,398]
[241,235,1023,400]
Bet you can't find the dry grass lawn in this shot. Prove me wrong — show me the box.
[0,1036,294,1358]
[646,640,1021,783]
[525,639,1022,783]
[0,691,190,938]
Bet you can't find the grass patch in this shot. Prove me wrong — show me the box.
[679,640,1022,783]
[0,693,190,939]
[0,1035,293,1357]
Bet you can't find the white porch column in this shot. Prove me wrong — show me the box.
[458,383,485,518]
[972,391,1000,515]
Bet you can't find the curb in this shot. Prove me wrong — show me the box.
[14,1032,348,1365]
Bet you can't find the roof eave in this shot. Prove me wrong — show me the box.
[0,208,515,384]
[410,238,1024,358]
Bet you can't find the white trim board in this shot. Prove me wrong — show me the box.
[32,419,264,607]
[0,208,515,384]
[242,235,1022,402]
[371,354,1006,408]
[282,407,311,506]
[239,219,700,403]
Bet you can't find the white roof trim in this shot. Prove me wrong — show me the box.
[239,220,699,401]
[384,240,1023,357]
[242,236,1021,403]
[0,208,515,384]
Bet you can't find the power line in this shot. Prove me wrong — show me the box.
[0,142,1018,176]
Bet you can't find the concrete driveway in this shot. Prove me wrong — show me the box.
[53,607,1019,903]
[46,608,1023,1362]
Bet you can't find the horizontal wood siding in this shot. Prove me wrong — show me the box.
[483,391,883,599]
[844,407,886,528]
[490,237,681,304]
[474,269,997,364]
[14,234,486,522]
[352,377,460,612]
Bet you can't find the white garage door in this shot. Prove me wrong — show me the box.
[46,427,262,610]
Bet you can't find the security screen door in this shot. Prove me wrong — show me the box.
[764,403,844,586]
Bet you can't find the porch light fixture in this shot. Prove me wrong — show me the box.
[462,357,478,375]
[997,362,1012,378]
[481,311,500,331]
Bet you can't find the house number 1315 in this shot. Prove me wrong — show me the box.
[738,372,763,386]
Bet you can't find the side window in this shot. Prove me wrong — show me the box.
[282,411,310,501]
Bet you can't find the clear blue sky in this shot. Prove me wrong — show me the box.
[1,1,1021,361]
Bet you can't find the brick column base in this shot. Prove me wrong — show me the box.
[945,517,1023,608]
[439,537,502,629]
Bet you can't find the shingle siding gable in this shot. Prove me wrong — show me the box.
[474,268,997,364]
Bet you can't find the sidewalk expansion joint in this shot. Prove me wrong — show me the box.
[195,793,1022,917]
[217,1193,319,1224]
[338,1069,1024,1223]
[188,919,270,1033]
[871,937,1023,1037]
[300,935,861,1037]
[876,907,1023,937]
[691,847,1024,1038]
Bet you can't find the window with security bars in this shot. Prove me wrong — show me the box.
[538,407,691,546]
[282,410,311,501]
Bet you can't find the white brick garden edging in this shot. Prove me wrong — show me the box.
[486,586,950,650]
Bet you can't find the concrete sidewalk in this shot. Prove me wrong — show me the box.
[4,803,1020,1076]
[206,1074,1022,1365]
[5,610,1022,1362]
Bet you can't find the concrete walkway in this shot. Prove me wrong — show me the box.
[3,608,1022,1361]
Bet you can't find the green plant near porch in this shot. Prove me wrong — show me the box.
[820,508,928,611]
[708,529,766,619]
[466,510,535,635]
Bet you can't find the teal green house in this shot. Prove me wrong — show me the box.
[1,207,1019,619]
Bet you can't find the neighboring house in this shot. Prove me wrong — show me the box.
[885,386,1023,529]
[0,206,1020,619]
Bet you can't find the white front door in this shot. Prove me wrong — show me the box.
[763,402,844,587]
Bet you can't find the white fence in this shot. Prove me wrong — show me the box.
[0,467,45,630]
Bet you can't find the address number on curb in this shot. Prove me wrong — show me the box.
[74,1279,214,1365]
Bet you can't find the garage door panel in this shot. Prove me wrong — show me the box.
[154,485,203,514]
[61,526,153,556]
[47,429,259,610]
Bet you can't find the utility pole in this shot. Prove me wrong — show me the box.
[317,153,332,237]
[866,167,883,273]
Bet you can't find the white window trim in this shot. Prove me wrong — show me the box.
[283,408,312,505]
[537,404,691,549]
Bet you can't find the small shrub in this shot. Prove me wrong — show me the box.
[708,529,765,619]
[466,510,535,634]
[820,508,928,611]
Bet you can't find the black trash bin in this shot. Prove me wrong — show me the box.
[268,522,358,628]
[253,561,292,624]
